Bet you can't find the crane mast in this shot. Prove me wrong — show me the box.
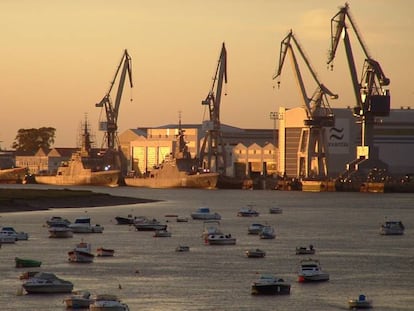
[327,3,390,166]
[199,43,227,174]
[273,30,337,179]
[96,49,133,151]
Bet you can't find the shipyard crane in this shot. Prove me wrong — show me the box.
[199,43,227,174]
[273,30,337,179]
[96,49,133,151]
[327,3,390,170]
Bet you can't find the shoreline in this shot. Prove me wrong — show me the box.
[0,188,159,213]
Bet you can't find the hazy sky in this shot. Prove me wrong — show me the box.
[1,0,413,149]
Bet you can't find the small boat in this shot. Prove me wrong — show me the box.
[176,215,189,222]
[69,217,104,233]
[206,233,236,245]
[68,241,95,263]
[175,245,190,252]
[245,248,266,258]
[134,218,167,231]
[348,294,373,309]
[48,223,74,238]
[89,294,130,311]
[259,226,276,239]
[380,220,405,235]
[96,247,115,257]
[298,258,329,282]
[0,234,16,244]
[251,274,291,295]
[296,245,315,255]
[202,220,223,240]
[1,227,29,240]
[115,215,135,225]
[191,207,221,220]
[248,223,265,235]
[15,257,42,268]
[22,272,74,294]
[64,290,94,309]
[237,206,259,217]
[153,229,172,237]
[269,207,283,214]
[46,216,71,227]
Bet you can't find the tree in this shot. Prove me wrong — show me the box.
[12,127,56,152]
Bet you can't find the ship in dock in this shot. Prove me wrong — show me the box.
[124,123,218,189]
[35,120,120,187]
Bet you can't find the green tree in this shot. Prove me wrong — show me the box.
[12,127,56,152]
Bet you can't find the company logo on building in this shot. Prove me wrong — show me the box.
[327,119,349,154]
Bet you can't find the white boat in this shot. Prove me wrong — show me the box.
[176,215,189,222]
[259,226,276,239]
[206,233,236,245]
[46,216,71,227]
[89,294,129,311]
[153,229,172,237]
[380,220,405,235]
[296,245,315,255]
[69,217,104,233]
[22,272,74,294]
[251,274,291,295]
[348,294,373,309]
[191,207,221,220]
[134,218,167,231]
[298,258,329,282]
[269,207,283,214]
[48,223,74,238]
[202,220,223,240]
[247,223,265,235]
[237,206,259,217]
[245,248,266,258]
[68,241,95,263]
[0,233,17,244]
[64,290,94,309]
[96,247,115,257]
[0,226,29,240]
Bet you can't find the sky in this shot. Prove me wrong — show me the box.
[1,0,413,149]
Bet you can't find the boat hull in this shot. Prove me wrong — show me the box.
[0,167,26,184]
[97,248,115,257]
[124,172,218,189]
[251,283,291,295]
[49,228,73,238]
[23,284,74,294]
[15,257,42,268]
[35,170,120,187]
[298,273,330,282]
[68,250,95,263]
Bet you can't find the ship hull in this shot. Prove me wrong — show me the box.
[35,170,120,187]
[0,167,26,184]
[124,172,218,189]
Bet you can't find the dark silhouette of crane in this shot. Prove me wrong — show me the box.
[96,50,133,173]
[273,30,337,179]
[327,3,390,174]
[199,43,227,174]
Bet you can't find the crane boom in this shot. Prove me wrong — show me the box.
[96,49,133,150]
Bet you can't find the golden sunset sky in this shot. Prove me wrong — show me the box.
[1,0,413,149]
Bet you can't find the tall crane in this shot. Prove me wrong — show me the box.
[273,30,337,179]
[96,49,133,151]
[199,43,227,174]
[327,3,390,169]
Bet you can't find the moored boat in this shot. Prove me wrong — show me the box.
[0,167,27,184]
[153,229,172,237]
[251,274,291,295]
[259,226,276,239]
[269,207,283,214]
[247,223,265,235]
[15,257,42,268]
[191,207,221,220]
[69,217,104,233]
[202,220,223,240]
[298,258,329,282]
[380,220,405,235]
[48,223,73,238]
[46,216,71,227]
[245,248,266,258]
[134,218,167,231]
[96,247,115,257]
[68,241,95,263]
[89,294,129,311]
[1,227,29,240]
[348,294,373,309]
[22,272,74,294]
[296,245,315,255]
[64,290,94,309]
[206,233,236,245]
[175,245,190,252]
[237,206,259,217]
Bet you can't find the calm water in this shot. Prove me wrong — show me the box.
[0,185,413,311]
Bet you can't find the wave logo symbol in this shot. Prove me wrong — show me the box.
[329,127,344,140]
